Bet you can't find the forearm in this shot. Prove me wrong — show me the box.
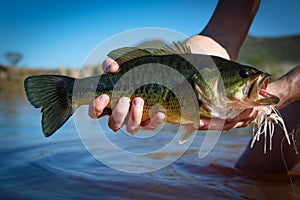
[268,65,300,109]
[200,0,260,60]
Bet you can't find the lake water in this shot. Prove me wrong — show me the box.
[1,92,299,200]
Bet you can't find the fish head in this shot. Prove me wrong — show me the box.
[192,56,280,110]
[220,61,280,108]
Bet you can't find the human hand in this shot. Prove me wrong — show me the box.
[267,65,300,110]
[198,108,259,130]
[88,58,166,134]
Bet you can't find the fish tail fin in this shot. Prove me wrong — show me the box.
[24,75,75,137]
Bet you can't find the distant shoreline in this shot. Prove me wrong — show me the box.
[0,67,62,97]
[1,35,299,94]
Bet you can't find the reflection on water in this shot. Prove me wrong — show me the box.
[0,94,299,199]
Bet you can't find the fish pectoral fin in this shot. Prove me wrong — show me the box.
[179,124,197,144]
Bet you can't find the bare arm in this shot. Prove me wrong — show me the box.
[188,0,260,61]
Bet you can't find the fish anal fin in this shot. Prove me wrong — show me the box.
[179,124,197,144]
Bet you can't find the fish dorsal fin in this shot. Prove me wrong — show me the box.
[153,41,191,56]
[107,41,191,65]
[107,47,152,65]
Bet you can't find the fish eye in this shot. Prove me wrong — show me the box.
[239,69,250,78]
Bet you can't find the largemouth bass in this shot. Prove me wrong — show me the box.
[24,43,280,143]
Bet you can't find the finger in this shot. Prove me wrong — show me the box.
[102,58,119,73]
[198,108,259,131]
[88,94,110,119]
[198,117,228,130]
[141,112,166,130]
[198,118,210,130]
[232,108,259,128]
[247,108,259,123]
[213,109,256,130]
[227,108,253,123]
[223,108,258,130]
[108,97,130,131]
[126,98,144,135]
[232,122,247,129]
[199,117,242,130]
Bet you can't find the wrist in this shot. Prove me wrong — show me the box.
[268,79,289,109]
[268,65,300,109]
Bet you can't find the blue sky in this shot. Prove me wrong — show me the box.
[0,0,299,69]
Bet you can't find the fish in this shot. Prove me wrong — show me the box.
[24,42,280,143]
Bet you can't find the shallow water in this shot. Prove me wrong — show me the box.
[1,93,299,200]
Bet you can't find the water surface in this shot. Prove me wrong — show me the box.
[1,93,299,199]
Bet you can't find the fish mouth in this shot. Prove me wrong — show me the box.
[246,73,280,105]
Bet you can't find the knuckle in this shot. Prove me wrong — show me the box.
[150,112,165,125]
[88,110,97,119]
[94,103,103,113]
[145,126,156,131]
[89,101,99,118]
[112,117,124,127]
[102,58,119,73]
[126,125,139,135]
[113,109,127,120]
[108,117,122,131]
